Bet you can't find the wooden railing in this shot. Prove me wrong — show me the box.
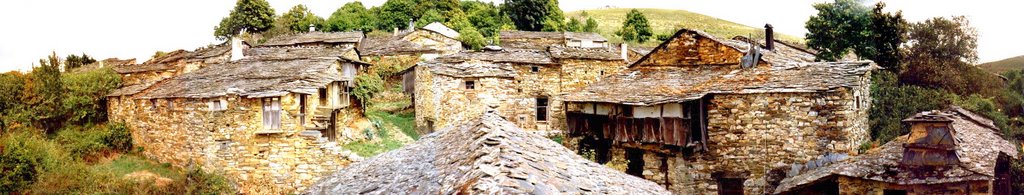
[566,112,695,147]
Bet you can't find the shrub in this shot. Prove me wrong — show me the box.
[458,26,486,51]
[61,67,122,125]
[869,71,955,143]
[104,123,132,152]
[352,73,385,108]
[177,167,234,194]
[55,125,110,159]
[0,132,67,193]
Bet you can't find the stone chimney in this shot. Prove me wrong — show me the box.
[230,29,246,61]
[407,19,415,32]
[394,27,399,36]
[309,24,316,32]
[620,43,629,62]
[764,24,775,51]
[900,110,959,167]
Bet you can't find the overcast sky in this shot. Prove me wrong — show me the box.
[1,0,1021,72]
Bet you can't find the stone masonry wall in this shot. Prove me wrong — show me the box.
[107,93,358,194]
[636,31,745,67]
[837,176,992,195]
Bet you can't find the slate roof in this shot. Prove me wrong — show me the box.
[358,36,440,56]
[137,58,343,99]
[421,22,460,39]
[305,111,671,195]
[548,46,622,61]
[112,49,189,74]
[774,107,1020,193]
[245,46,365,64]
[437,50,556,65]
[564,61,873,105]
[564,32,608,42]
[107,81,160,97]
[499,31,564,39]
[420,61,517,78]
[260,31,364,47]
[564,28,874,105]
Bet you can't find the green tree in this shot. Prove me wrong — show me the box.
[326,2,375,32]
[899,16,999,97]
[376,0,417,31]
[462,1,511,37]
[618,9,653,43]
[869,71,955,143]
[64,54,96,71]
[416,9,445,28]
[26,53,65,134]
[213,0,276,40]
[279,4,324,32]
[501,0,563,31]
[583,17,598,32]
[805,0,871,61]
[565,17,582,32]
[458,27,487,51]
[868,2,907,71]
[61,68,121,125]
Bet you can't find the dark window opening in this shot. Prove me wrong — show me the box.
[855,95,861,109]
[578,137,612,164]
[599,70,605,76]
[318,88,328,105]
[150,99,157,110]
[625,148,645,178]
[465,80,475,89]
[531,66,539,73]
[717,177,745,195]
[299,95,307,126]
[883,190,907,195]
[536,97,548,121]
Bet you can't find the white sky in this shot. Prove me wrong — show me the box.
[1,0,1021,72]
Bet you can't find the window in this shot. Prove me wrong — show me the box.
[855,95,861,109]
[465,80,476,89]
[209,99,225,111]
[536,97,548,121]
[167,100,174,110]
[625,148,645,178]
[262,98,281,129]
[531,66,539,73]
[150,99,157,110]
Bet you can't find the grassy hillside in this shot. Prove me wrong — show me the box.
[567,8,804,46]
[979,55,1024,74]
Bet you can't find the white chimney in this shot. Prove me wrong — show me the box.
[394,27,399,36]
[230,37,244,61]
[309,24,316,32]
[620,43,628,62]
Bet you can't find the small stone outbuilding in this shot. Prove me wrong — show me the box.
[775,107,1020,195]
[499,31,608,50]
[306,110,671,194]
[398,22,462,55]
[561,27,876,194]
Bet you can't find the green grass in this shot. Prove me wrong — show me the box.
[91,154,181,180]
[979,55,1024,74]
[342,138,405,158]
[567,8,805,46]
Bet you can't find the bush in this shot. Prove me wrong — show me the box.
[0,132,67,193]
[869,71,955,143]
[55,125,110,159]
[175,167,234,194]
[61,67,122,125]
[104,123,132,152]
[458,26,486,51]
[352,73,385,108]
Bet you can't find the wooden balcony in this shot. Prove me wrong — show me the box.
[566,112,698,147]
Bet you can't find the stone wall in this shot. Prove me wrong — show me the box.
[415,59,628,134]
[837,176,992,195]
[107,92,359,194]
[564,86,871,194]
[636,31,746,67]
[401,30,462,55]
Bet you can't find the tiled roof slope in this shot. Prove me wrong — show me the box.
[306,111,671,195]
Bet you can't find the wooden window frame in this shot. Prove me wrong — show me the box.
[262,97,282,130]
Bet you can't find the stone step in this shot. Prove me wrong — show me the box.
[312,116,331,121]
[305,126,327,131]
[299,130,322,138]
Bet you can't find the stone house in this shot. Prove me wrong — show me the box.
[106,32,373,193]
[398,22,462,55]
[775,107,1019,194]
[307,110,671,194]
[561,27,876,194]
[358,35,442,90]
[413,46,626,134]
[499,31,609,50]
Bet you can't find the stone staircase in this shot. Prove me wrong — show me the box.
[299,107,363,161]
[305,107,334,132]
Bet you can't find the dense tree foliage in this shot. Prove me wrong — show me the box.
[64,54,96,71]
[899,16,1000,97]
[501,0,563,31]
[27,53,65,134]
[805,0,871,61]
[375,0,417,31]
[583,17,598,33]
[462,1,512,38]
[213,0,276,39]
[458,27,487,50]
[868,71,955,143]
[325,2,375,32]
[618,9,653,43]
[279,5,324,32]
[868,3,907,71]
[565,17,582,32]
[416,10,445,28]
[61,68,121,125]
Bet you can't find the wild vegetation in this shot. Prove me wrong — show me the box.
[0,54,233,194]
[565,8,804,46]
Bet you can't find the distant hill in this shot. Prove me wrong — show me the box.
[566,8,805,46]
[979,55,1024,74]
